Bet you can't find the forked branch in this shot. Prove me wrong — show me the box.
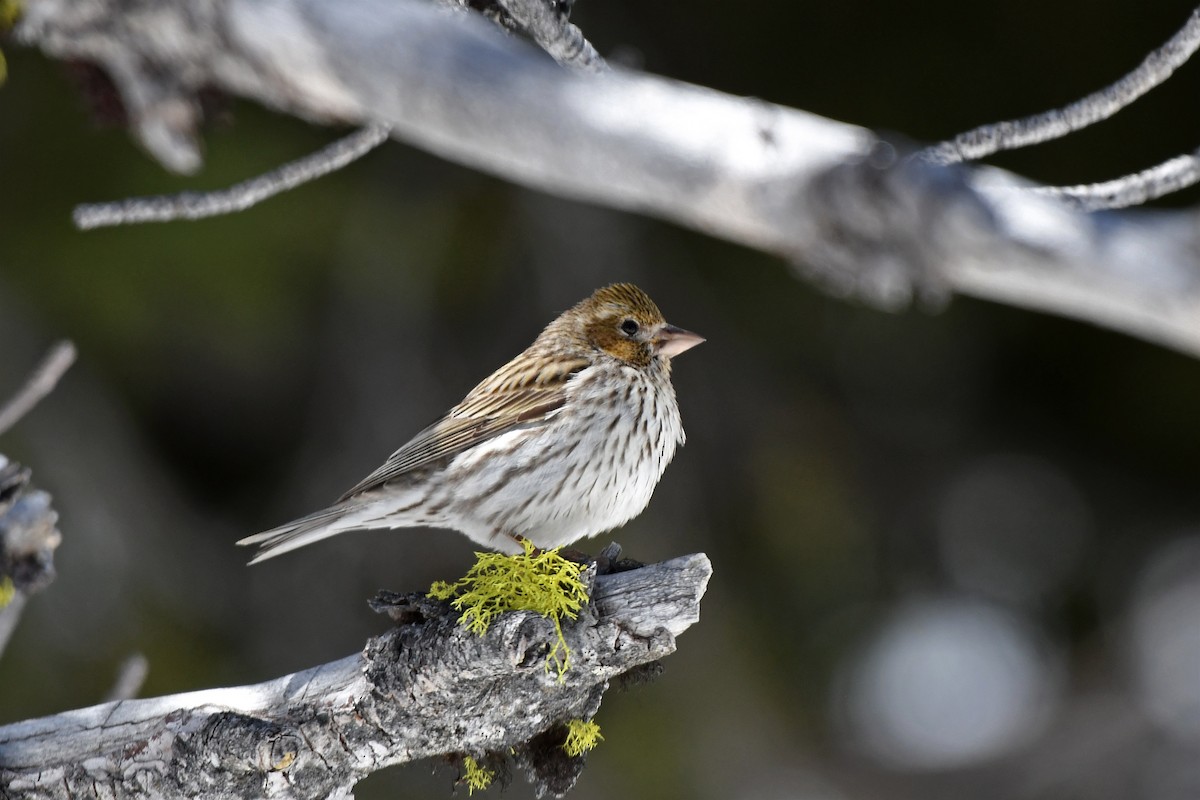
[14,0,1200,358]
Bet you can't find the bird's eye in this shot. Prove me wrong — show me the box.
[620,319,640,336]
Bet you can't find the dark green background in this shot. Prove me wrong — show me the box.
[1,1,1198,798]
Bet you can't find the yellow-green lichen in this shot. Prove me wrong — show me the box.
[269,751,295,772]
[0,576,14,608]
[460,755,494,795]
[562,718,604,757]
[429,540,589,681]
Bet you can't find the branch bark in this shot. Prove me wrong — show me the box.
[0,552,712,798]
[14,0,1200,358]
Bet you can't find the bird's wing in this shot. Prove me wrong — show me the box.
[338,354,590,500]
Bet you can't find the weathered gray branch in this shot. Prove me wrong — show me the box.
[70,0,606,229]
[923,6,1200,164]
[0,552,712,798]
[1030,146,1200,211]
[73,125,391,229]
[104,653,151,703]
[921,5,1200,213]
[15,0,1200,357]
[0,341,76,437]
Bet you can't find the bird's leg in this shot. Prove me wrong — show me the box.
[510,533,541,555]
[509,534,592,565]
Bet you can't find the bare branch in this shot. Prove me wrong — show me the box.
[104,653,150,703]
[923,7,1200,164]
[73,125,390,229]
[70,0,604,230]
[0,553,712,798]
[1031,147,1200,211]
[0,341,76,437]
[0,594,25,660]
[15,0,1200,357]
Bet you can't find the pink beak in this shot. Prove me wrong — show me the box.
[655,324,705,358]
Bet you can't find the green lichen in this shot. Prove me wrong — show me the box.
[0,576,13,608]
[429,540,589,681]
[562,718,604,757]
[460,755,494,795]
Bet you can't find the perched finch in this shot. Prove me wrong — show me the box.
[238,283,703,563]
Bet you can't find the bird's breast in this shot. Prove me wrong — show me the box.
[442,362,684,549]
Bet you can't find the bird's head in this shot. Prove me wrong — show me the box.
[570,283,704,368]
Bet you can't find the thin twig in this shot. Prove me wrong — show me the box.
[0,594,28,660]
[923,7,1200,164]
[69,1,606,230]
[496,0,607,72]
[72,125,390,230]
[1032,147,1200,211]
[0,341,77,437]
[103,653,150,702]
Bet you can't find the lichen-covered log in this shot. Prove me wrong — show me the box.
[0,552,711,798]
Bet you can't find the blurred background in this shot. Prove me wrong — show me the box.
[2,0,1199,798]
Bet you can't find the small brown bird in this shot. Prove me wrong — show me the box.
[238,284,703,563]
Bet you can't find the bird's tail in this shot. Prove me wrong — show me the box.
[237,504,363,564]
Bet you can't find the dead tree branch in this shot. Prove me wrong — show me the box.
[922,5,1200,212]
[0,552,712,798]
[73,125,390,229]
[1029,147,1200,211]
[0,341,76,437]
[104,653,151,703]
[69,0,606,229]
[14,0,1200,357]
[923,7,1200,164]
